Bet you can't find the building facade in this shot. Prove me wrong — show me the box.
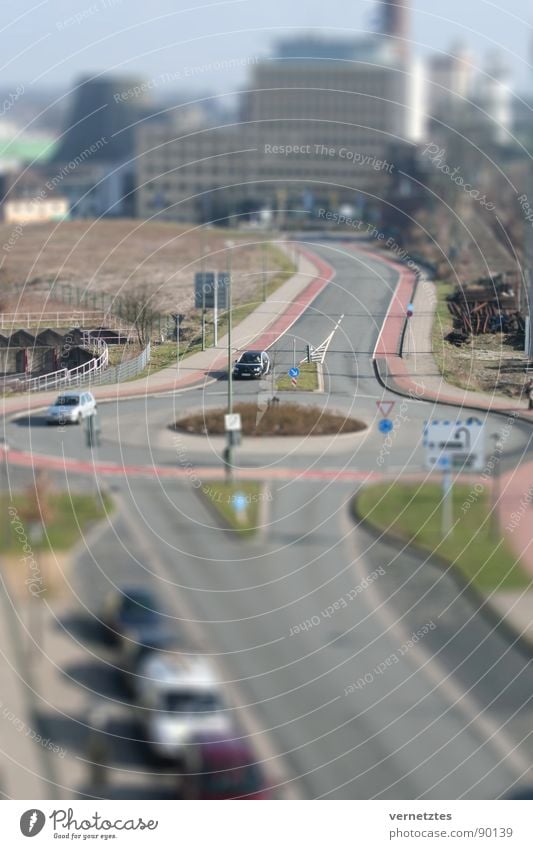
[136,2,416,225]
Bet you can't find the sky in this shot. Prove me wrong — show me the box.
[0,0,531,96]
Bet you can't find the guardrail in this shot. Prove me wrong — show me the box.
[24,339,151,391]
[0,311,131,332]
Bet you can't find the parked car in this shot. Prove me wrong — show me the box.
[232,350,270,379]
[135,652,233,762]
[46,391,96,424]
[102,586,168,646]
[182,733,271,799]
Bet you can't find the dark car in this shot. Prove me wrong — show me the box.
[181,733,271,799]
[232,350,270,379]
[102,586,167,646]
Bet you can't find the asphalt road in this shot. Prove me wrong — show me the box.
[6,238,533,799]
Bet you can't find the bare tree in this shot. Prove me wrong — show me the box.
[119,285,161,347]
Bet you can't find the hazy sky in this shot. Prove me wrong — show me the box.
[1,0,531,95]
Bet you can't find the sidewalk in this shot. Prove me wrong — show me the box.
[373,258,533,648]
[0,581,57,799]
[1,247,334,419]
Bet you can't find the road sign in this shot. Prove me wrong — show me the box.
[291,377,297,387]
[224,413,242,432]
[377,400,395,418]
[378,419,394,434]
[288,367,300,378]
[231,492,248,513]
[194,272,228,309]
[423,419,485,472]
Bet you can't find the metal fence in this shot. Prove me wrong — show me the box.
[0,311,128,332]
[84,341,151,385]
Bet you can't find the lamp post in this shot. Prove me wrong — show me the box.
[261,239,267,302]
[225,240,234,479]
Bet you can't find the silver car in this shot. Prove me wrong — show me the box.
[46,391,96,425]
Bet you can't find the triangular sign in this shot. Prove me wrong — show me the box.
[377,401,395,417]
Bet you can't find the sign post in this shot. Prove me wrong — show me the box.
[423,420,486,537]
[438,455,453,536]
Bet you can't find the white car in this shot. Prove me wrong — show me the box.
[46,391,96,425]
[135,652,233,761]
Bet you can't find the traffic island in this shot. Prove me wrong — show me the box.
[174,402,366,437]
[276,363,319,391]
[200,481,267,536]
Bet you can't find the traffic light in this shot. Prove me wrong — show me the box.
[406,303,414,319]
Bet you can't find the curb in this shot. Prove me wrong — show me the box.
[351,494,533,659]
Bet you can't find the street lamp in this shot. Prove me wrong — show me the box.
[225,240,234,480]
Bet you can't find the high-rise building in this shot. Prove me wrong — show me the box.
[136,3,417,225]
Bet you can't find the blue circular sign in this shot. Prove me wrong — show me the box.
[288,367,300,378]
[231,493,248,512]
[378,418,394,434]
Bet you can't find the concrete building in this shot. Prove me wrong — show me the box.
[136,1,416,225]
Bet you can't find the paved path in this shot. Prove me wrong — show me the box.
[372,256,533,644]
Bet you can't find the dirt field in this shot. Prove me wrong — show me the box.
[0,219,292,316]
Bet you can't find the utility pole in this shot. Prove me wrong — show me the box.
[261,239,268,301]
[201,230,206,352]
[225,241,234,480]
[527,168,533,361]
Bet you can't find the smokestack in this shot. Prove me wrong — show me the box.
[380,0,409,60]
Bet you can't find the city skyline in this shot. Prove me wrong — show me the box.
[0,0,531,94]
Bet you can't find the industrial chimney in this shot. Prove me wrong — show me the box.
[380,0,409,60]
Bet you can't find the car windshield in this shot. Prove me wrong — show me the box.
[54,396,80,406]
[163,691,221,713]
[239,353,261,364]
[121,593,159,621]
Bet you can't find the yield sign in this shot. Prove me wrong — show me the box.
[376,400,395,418]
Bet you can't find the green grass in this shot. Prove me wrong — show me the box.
[200,481,265,536]
[276,362,319,391]
[1,492,113,553]
[431,281,462,385]
[356,482,529,592]
[120,246,296,381]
